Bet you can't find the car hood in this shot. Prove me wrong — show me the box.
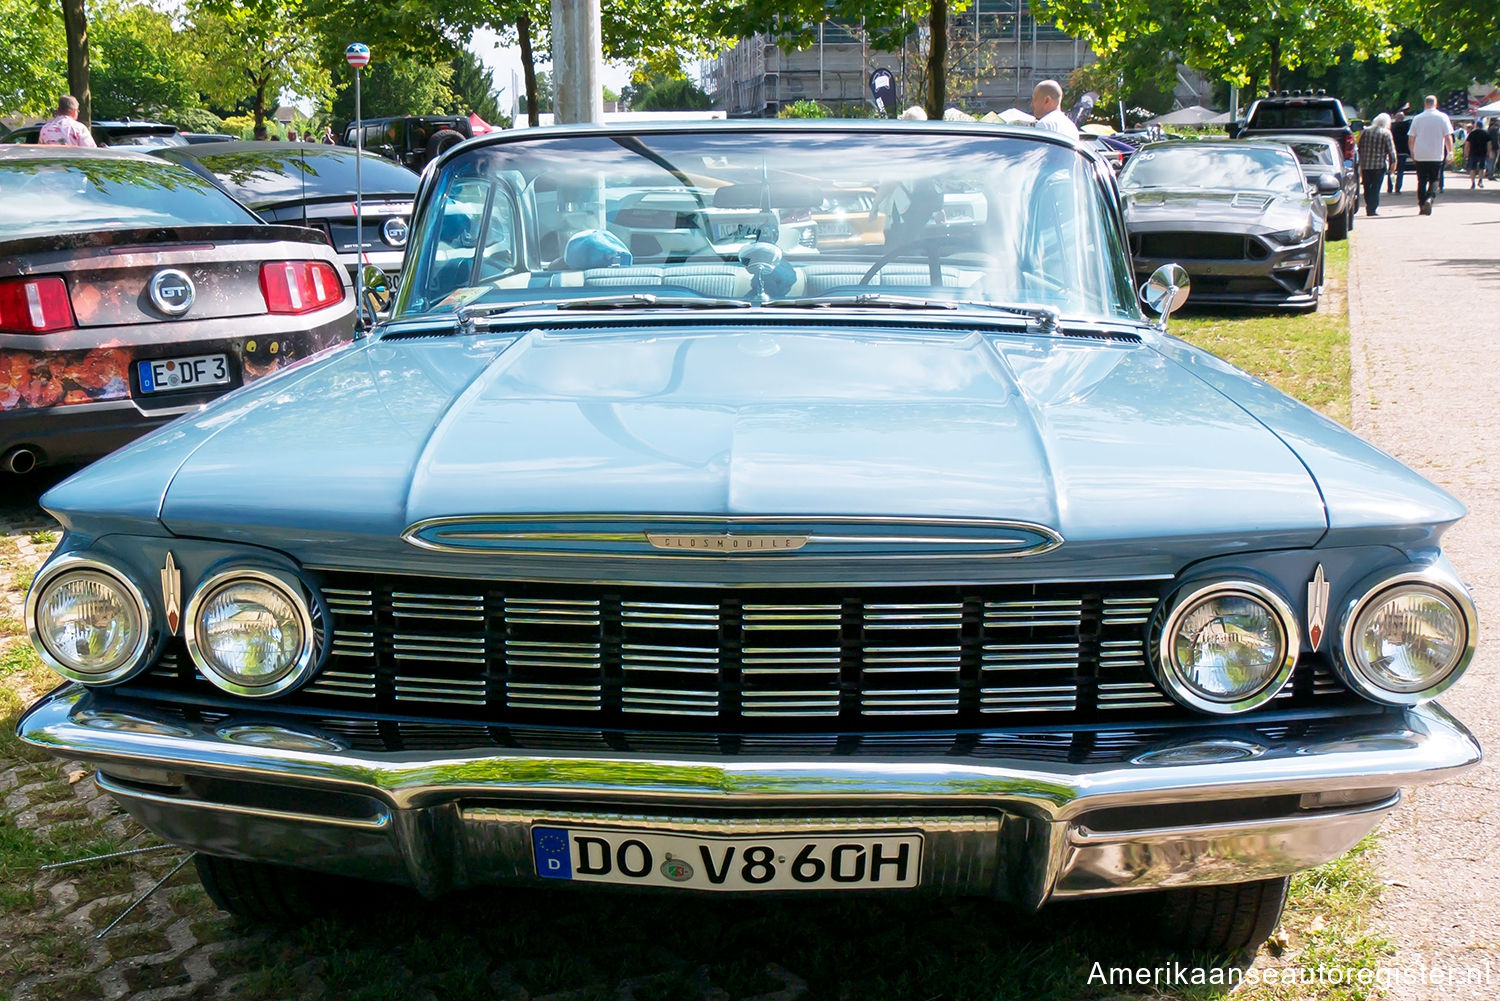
[1123,189,1313,231]
[38,323,1341,576]
[46,322,1462,582]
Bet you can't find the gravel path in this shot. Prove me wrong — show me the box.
[1347,182,1500,998]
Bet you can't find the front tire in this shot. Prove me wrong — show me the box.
[424,128,465,165]
[1150,877,1291,959]
[1327,207,1350,240]
[194,854,363,922]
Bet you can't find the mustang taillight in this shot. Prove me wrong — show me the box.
[259,261,345,315]
[0,276,75,334]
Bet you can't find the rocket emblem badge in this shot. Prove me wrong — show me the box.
[1307,564,1329,650]
[161,552,182,633]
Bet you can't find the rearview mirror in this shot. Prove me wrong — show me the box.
[361,264,393,318]
[1140,263,1190,329]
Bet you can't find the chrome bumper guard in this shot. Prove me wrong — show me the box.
[19,688,1481,905]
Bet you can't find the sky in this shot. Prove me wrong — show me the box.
[471,28,636,117]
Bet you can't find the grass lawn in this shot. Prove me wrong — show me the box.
[0,240,1387,1001]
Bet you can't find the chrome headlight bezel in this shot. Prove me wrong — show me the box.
[184,567,319,698]
[24,554,155,685]
[1334,568,1477,706]
[1153,579,1300,715]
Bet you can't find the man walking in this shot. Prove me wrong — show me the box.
[1389,109,1410,193]
[1358,114,1399,215]
[1031,80,1080,140]
[1408,95,1453,215]
[36,95,95,147]
[1465,120,1490,188]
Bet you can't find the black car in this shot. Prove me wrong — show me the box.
[1120,141,1326,312]
[1231,93,1357,163]
[341,115,472,169]
[1255,134,1359,239]
[156,142,419,280]
[2,120,187,148]
[0,147,355,472]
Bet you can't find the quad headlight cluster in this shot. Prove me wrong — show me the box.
[27,557,321,698]
[1154,569,1476,715]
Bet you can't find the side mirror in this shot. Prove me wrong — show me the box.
[1140,263,1190,329]
[361,264,393,318]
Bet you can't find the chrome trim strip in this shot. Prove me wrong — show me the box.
[25,554,156,686]
[402,514,1065,560]
[1333,566,1479,706]
[95,771,390,831]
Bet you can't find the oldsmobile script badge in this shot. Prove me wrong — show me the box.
[644,533,809,553]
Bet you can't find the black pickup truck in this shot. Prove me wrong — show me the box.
[1230,93,1357,161]
[341,115,473,169]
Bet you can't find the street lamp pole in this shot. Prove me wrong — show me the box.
[345,42,371,326]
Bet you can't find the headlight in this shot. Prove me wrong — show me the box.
[26,556,153,684]
[185,569,317,697]
[1336,571,1477,705]
[1267,227,1311,245]
[1154,581,1298,714]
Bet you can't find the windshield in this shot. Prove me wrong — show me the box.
[1247,102,1347,130]
[0,155,260,237]
[1118,145,1304,194]
[1275,140,1338,166]
[395,128,1140,322]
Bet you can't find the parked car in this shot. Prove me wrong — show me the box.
[19,122,1480,961]
[156,141,419,282]
[1120,140,1327,311]
[180,133,237,145]
[341,114,472,169]
[1230,92,1357,163]
[0,146,356,472]
[2,120,187,148]
[1081,133,1136,171]
[1254,133,1359,239]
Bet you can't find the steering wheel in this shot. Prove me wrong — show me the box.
[859,235,947,286]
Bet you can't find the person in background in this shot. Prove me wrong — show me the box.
[1485,118,1499,180]
[1389,109,1410,193]
[1407,95,1454,215]
[253,124,269,141]
[36,95,95,147]
[1357,113,1399,215]
[321,125,336,144]
[287,128,300,143]
[1464,119,1490,188]
[1031,80,1080,140]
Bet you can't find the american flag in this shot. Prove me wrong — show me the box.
[1443,89,1472,117]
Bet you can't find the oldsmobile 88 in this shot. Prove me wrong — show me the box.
[18,122,1481,958]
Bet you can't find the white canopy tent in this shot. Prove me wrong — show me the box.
[1146,105,1232,127]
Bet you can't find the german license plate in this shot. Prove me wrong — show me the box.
[137,354,229,394]
[532,826,921,891]
[819,221,853,237]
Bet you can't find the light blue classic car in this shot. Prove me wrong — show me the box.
[19,122,1480,958]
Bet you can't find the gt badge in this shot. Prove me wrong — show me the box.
[161,552,182,632]
[148,268,195,317]
[1307,564,1329,650]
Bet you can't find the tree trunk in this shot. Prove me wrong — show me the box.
[254,80,267,128]
[924,0,947,119]
[518,13,539,127]
[60,0,90,124]
[1268,37,1281,92]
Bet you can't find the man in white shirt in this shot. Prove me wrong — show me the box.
[36,95,96,147]
[1032,80,1080,141]
[1407,94,1454,215]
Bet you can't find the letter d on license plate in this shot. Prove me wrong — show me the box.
[532,826,921,891]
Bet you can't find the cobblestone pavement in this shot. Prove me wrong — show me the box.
[1347,184,1500,998]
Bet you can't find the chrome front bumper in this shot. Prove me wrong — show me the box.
[18,688,1481,906]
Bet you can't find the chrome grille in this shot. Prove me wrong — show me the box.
[131,574,1357,732]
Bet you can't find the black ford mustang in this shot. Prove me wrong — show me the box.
[1120,141,1326,312]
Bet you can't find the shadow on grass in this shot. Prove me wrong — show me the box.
[215,883,1246,1001]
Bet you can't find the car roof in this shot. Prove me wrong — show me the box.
[156,141,419,205]
[93,120,177,129]
[0,144,162,162]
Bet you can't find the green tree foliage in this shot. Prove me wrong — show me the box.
[445,47,503,122]
[328,53,454,124]
[90,1,203,120]
[0,0,66,117]
[1282,30,1491,115]
[1036,0,1399,95]
[187,0,330,127]
[622,73,712,111]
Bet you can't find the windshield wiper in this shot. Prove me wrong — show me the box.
[450,293,750,333]
[770,294,1063,333]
